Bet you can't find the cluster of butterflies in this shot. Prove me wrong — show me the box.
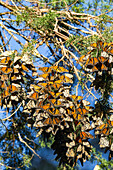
[28,66,92,129]
[0,52,36,108]
[25,65,96,167]
[51,121,93,167]
[28,66,72,129]
[79,41,113,72]
[95,119,113,136]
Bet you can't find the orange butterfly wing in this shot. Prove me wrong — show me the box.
[21,64,29,72]
[29,92,38,100]
[39,67,51,73]
[98,56,108,63]
[92,65,98,72]
[39,73,49,79]
[1,67,13,74]
[9,85,18,93]
[53,117,60,125]
[42,103,50,110]
[43,117,52,125]
[101,64,107,71]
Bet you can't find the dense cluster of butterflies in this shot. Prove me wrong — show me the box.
[79,41,113,72]
[90,102,113,160]
[79,41,113,90]
[0,49,113,167]
[79,41,113,159]
[0,51,36,110]
[24,65,95,166]
[95,117,113,160]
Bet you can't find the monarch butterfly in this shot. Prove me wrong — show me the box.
[29,92,38,100]
[48,108,55,115]
[31,85,41,92]
[39,67,51,73]
[58,66,68,73]
[54,80,63,84]
[43,117,52,125]
[38,83,48,88]
[78,138,82,144]
[101,128,109,135]
[100,63,108,71]
[9,85,18,93]
[71,95,83,101]
[50,76,55,81]
[50,66,59,71]
[52,117,61,124]
[108,120,113,126]
[77,108,88,115]
[51,83,62,90]
[50,99,56,105]
[91,65,98,72]
[54,109,61,115]
[39,73,49,79]
[51,66,68,72]
[80,132,94,140]
[0,57,11,64]
[11,75,21,81]
[78,55,86,63]
[43,117,60,125]
[72,112,82,120]
[107,48,113,55]
[49,91,62,98]
[60,75,73,83]
[96,123,109,135]
[98,56,108,63]
[91,63,108,72]
[103,42,108,49]
[67,107,73,115]
[85,57,99,68]
[21,64,29,72]
[1,67,13,74]
[57,100,62,105]
[79,54,91,63]
[47,81,53,85]
[107,42,113,47]
[42,103,51,110]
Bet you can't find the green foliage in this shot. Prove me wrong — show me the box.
[22,154,32,168]
[91,149,113,170]
[16,10,59,32]
[39,134,55,148]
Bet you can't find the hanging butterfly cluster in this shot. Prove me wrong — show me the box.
[0,51,36,110]
[90,102,113,160]
[0,51,38,168]
[79,41,113,160]
[79,41,113,90]
[25,65,94,166]
[79,41,113,72]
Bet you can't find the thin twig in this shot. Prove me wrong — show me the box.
[2,102,22,121]
[18,133,41,159]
